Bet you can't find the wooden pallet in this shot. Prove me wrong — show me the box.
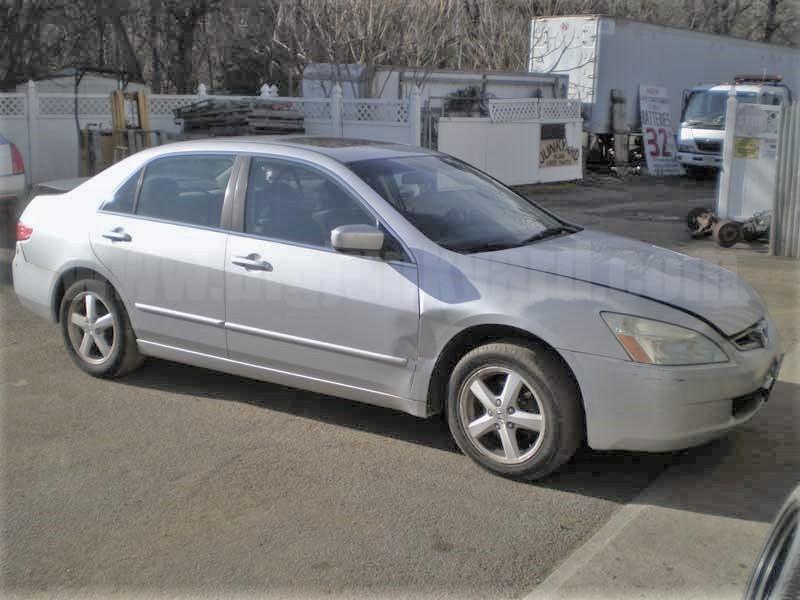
[175,98,305,136]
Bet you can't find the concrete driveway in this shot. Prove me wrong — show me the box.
[1,175,797,599]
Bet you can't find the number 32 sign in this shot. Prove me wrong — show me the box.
[639,85,684,176]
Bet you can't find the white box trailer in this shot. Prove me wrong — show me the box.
[370,68,568,101]
[303,64,568,101]
[528,15,800,134]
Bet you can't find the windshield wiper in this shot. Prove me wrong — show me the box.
[451,225,580,254]
[514,225,581,246]
[450,241,518,254]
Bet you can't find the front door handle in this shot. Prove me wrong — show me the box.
[231,254,273,271]
[102,228,132,242]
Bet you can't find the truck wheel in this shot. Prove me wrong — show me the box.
[685,165,706,179]
[713,220,742,248]
[446,342,583,481]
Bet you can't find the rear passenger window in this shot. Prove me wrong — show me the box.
[136,155,235,227]
[103,171,140,214]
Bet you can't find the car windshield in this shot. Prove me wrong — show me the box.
[347,155,570,252]
[682,90,758,129]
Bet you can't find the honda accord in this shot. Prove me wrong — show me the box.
[13,137,783,479]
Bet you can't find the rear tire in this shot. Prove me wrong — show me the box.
[59,278,143,378]
[446,342,583,481]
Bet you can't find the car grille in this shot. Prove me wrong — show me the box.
[733,320,769,351]
[695,139,722,154]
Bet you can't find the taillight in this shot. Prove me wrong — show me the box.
[16,222,33,241]
[10,143,24,175]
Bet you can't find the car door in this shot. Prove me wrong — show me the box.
[90,153,239,357]
[224,155,420,400]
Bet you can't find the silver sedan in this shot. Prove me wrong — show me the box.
[12,137,783,480]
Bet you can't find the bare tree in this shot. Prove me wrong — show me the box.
[3,0,798,92]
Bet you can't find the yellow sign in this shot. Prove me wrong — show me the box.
[540,138,579,167]
[733,137,760,159]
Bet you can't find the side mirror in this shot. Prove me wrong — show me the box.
[331,224,385,253]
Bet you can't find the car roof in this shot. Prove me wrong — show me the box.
[158,136,436,164]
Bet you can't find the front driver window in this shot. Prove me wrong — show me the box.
[244,158,377,248]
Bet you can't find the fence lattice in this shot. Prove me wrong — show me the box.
[343,100,409,123]
[0,95,26,118]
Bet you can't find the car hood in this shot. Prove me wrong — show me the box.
[474,229,764,336]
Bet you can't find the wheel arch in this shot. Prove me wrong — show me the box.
[51,261,129,324]
[425,323,585,424]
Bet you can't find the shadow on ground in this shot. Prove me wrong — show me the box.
[120,358,799,523]
[122,358,675,503]
[643,380,800,524]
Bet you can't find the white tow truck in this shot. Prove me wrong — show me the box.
[677,75,792,172]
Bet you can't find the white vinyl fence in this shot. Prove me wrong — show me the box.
[0,82,422,184]
[771,101,800,258]
[437,98,583,185]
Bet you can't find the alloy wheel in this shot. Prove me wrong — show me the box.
[458,366,546,465]
[66,292,118,365]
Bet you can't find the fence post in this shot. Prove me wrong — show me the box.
[260,83,278,98]
[409,86,422,146]
[771,102,800,258]
[717,89,738,219]
[197,83,208,97]
[25,80,38,185]
[331,83,343,137]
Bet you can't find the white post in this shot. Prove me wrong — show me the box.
[197,83,208,97]
[716,88,738,219]
[260,83,279,98]
[331,83,343,137]
[25,80,38,185]
[408,85,422,146]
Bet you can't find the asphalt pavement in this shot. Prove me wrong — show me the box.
[2,285,674,599]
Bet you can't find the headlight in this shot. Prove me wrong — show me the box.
[601,313,728,365]
[678,144,694,153]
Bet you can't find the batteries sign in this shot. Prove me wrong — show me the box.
[639,85,684,176]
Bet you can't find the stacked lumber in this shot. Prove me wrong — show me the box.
[175,99,305,136]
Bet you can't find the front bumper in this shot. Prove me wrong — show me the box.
[561,330,782,452]
[678,152,722,168]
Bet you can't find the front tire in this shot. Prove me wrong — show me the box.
[60,278,143,378]
[446,342,583,480]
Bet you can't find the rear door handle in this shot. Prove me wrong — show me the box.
[102,228,132,242]
[231,254,272,271]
